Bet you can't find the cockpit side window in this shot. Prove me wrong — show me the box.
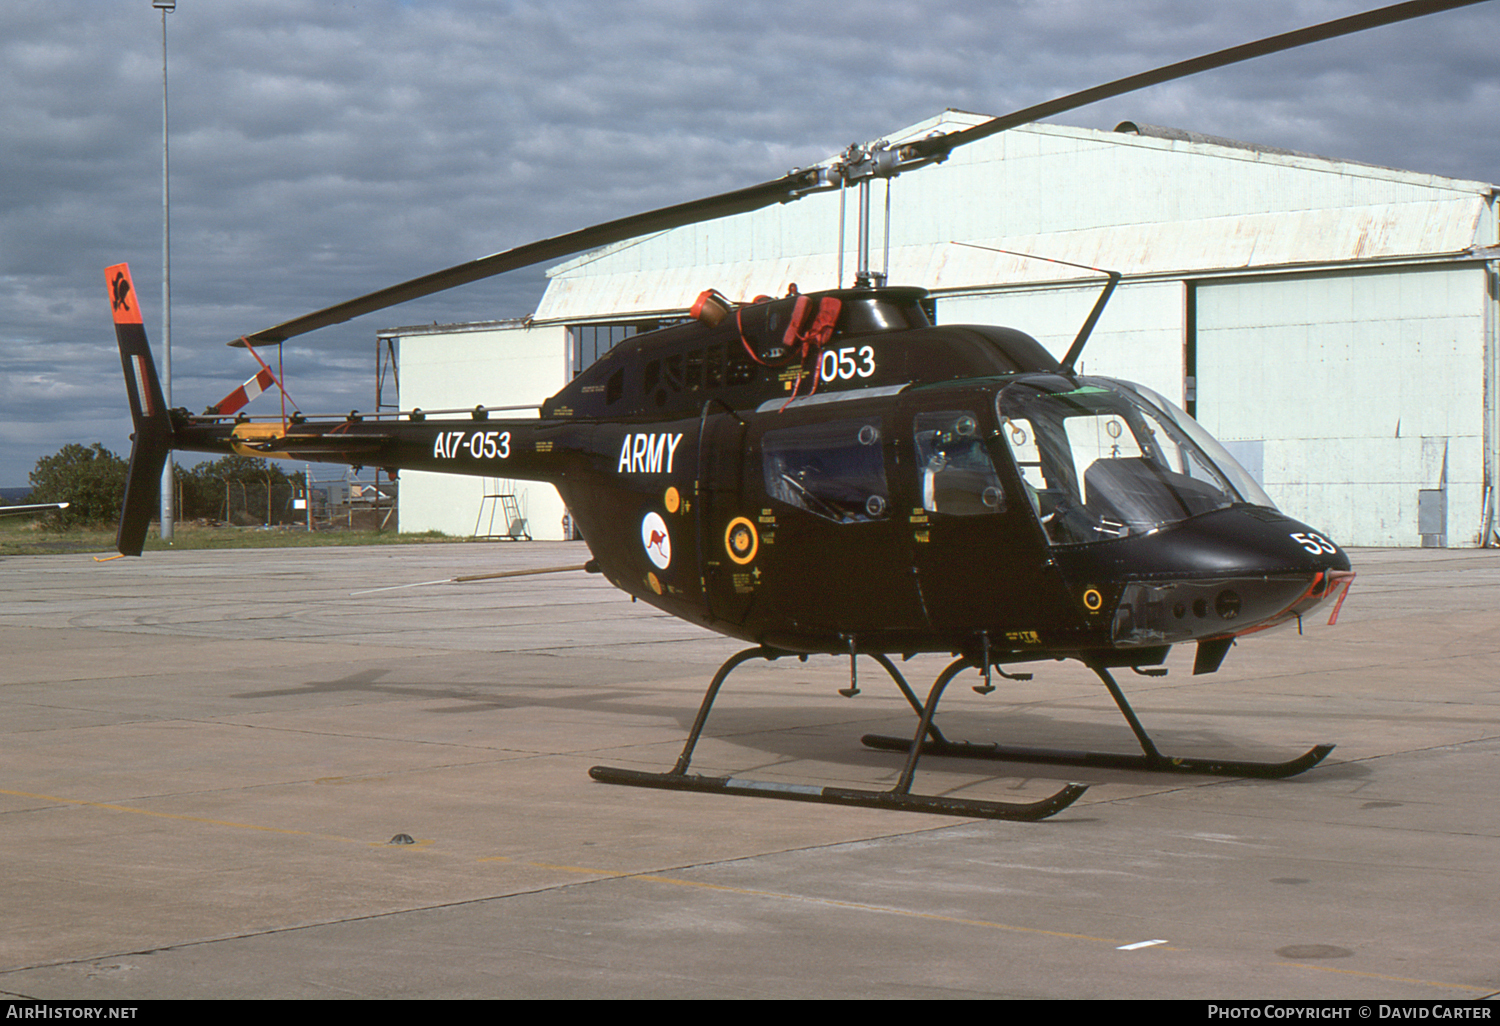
[913,411,1005,515]
[762,416,890,523]
[998,379,1247,546]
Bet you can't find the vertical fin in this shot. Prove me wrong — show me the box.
[107,263,173,556]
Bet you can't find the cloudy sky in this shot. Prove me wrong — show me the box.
[2,0,1496,487]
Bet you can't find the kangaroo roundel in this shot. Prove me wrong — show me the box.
[641,512,671,570]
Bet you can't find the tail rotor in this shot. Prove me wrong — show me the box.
[107,263,173,556]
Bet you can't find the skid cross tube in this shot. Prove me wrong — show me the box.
[862,660,1334,779]
[589,646,1086,821]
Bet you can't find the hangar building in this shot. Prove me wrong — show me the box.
[385,111,1500,548]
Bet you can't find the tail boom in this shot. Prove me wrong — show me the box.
[107,262,574,554]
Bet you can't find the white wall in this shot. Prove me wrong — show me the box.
[939,280,1186,403]
[395,322,571,540]
[1196,266,1489,546]
[942,265,1495,547]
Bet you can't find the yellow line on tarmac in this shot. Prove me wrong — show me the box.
[2,787,375,848]
[542,861,1495,994]
[27,785,1482,994]
[0,804,1149,951]
[520,862,1500,995]
[1280,961,1492,994]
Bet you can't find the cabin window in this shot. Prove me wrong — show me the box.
[726,345,757,385]
[645,342,757,406]
[567,318,685,378]
[762,417,890,524]
[571,323,640,376]
[913,411,1005,515]
[998,379,1251,546]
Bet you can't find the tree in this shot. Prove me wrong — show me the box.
[27,443,129,529]
[181,455,297,525]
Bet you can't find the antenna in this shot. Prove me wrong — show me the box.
[952,243,1121,371]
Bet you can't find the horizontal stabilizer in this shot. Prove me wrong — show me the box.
[0,502,69,517]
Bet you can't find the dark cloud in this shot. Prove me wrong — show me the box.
[2,0,1496,483]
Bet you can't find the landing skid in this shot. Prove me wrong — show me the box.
[861,659,1334,780]
[860,737,1334,779]
[588,765,1086,820]
[589,646,1087,821]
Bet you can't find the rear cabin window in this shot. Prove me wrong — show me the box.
[762,417,889,523]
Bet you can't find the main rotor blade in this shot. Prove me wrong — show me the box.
[234,170,820,346]
[906,0,1490,161]
[236,0,1488,347]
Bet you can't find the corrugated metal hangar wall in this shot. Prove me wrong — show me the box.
[393,112,1499,547]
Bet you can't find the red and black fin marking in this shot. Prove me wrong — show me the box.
[107,263,173,556]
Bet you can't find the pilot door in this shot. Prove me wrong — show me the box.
[905,404,1065,635]
[749,407,925,636]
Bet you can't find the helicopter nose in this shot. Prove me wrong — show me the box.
[1111,571,1353,648]
[1067,507,1354,647]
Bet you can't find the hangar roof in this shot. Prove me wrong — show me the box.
[534,111,1496,323]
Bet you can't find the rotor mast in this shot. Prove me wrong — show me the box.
[800,138,944,289]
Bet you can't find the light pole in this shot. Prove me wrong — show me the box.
[154,0,175,541]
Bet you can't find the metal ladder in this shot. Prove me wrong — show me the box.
[475,479,531,540]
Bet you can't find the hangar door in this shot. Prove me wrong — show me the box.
[1192,265,1487,548]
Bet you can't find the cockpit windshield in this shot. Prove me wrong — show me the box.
[997,377,1275,546]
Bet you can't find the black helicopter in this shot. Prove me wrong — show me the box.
[108,0,1480,821]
